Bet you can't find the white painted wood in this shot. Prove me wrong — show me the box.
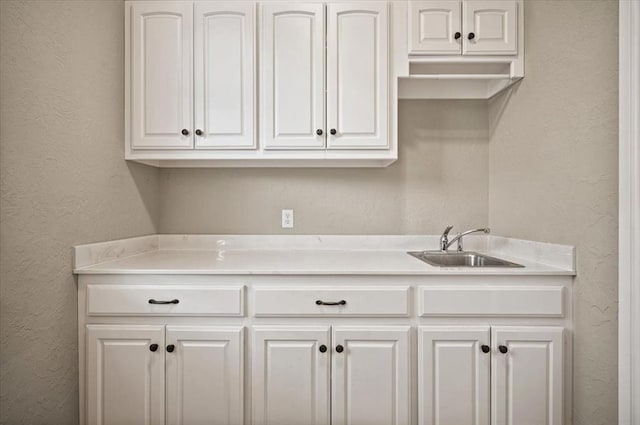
[419,285,564,317]
[418,326,490,425]
[126,153,398,167]
[408,1,461,55]
[253,286,410,317]
[86,284,244,316]
[619,1,640,423]
[166,326,243,425]
[261,3,325,150]
[131,3,193,149]
[86,325,165,425]
[492,326,564,425]
[332,326,411,425]
[252,326,331,425]
[462,1,517,55]
[326,3,389,149]
[194,2,255,149]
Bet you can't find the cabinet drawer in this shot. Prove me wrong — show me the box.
[253,286,410,317]
[87,284,244,316]
[419,285,564,317]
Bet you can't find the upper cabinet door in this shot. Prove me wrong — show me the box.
[252,326,331,425]
[492,327,564,425]
[332,326,410,425]
[462,1,518,55]
[418,326,490,425]
[86,325,165,425]
[166,326,244,425]
[327,3,389,149]
[261,3,325,150]
[194,2,255,150]
[409,1,462,55]
[131,3,193,149]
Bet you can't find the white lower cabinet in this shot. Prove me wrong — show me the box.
[491,326,564,425]
[86,324,244,425]
[332,326,410,425]
[80,279,570,425]
[252,326,331,425]
[419,326,564,425]
[418,326,491,425]
[86,325,165,425]
[252,325,410,425]
[166,326,244,425]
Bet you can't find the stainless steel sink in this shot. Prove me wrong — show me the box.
[408,251,524,268]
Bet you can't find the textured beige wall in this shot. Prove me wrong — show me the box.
[160,100,490,234]
[0,1,160,424]
[0,0,619,424]
[487,1,618,423]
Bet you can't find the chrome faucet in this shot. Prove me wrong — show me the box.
[439,226,490,252]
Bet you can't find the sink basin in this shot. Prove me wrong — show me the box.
[408,251,524,268]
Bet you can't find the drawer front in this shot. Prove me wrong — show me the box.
[254,286,410,317]
[419,286,564,317]
[87,284,244,316]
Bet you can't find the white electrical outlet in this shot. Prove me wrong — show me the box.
[281,209,294,228]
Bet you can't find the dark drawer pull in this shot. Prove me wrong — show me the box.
[148,299,180,305]
[315,300,346,306]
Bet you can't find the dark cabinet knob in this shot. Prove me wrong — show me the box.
[195,129,203,136]
[468,32,475,40]
[181,129,189,136]
[481,345,490,353]
[149,343,158,352]
[498,345,509,354]
[330,129,337,135]
[166,344,175,353]
[319,344,327,353]
[335,344,344,353]
[316,129,323,136]
[454,32,461,40]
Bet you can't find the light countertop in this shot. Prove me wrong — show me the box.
[73,235,576,276]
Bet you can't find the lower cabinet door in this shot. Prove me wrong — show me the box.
[86,325,165,425]
[332,326,411,425]
[418,326,490,425]
[492,326,564,425]
[166,326,244,425]
[252,326,331,425]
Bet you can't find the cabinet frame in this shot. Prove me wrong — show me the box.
[124,0,399,167]
[77,274,573,425]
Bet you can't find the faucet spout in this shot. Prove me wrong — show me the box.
[441,227,490,252]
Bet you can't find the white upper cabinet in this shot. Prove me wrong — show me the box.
[462,1,518,55]
[86,325,165,425]
[408,0,518,56]
[130,3,193,149]
[165,326,244,425]
[418,326,490,425]
[402,0,523,99]
[409,1,461,54]
[126,0,397,166]
[331,326,410,425]
[326,3,389,149]
[492,327,564,425]
[261,3,326,150]
[194,2,255,149]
